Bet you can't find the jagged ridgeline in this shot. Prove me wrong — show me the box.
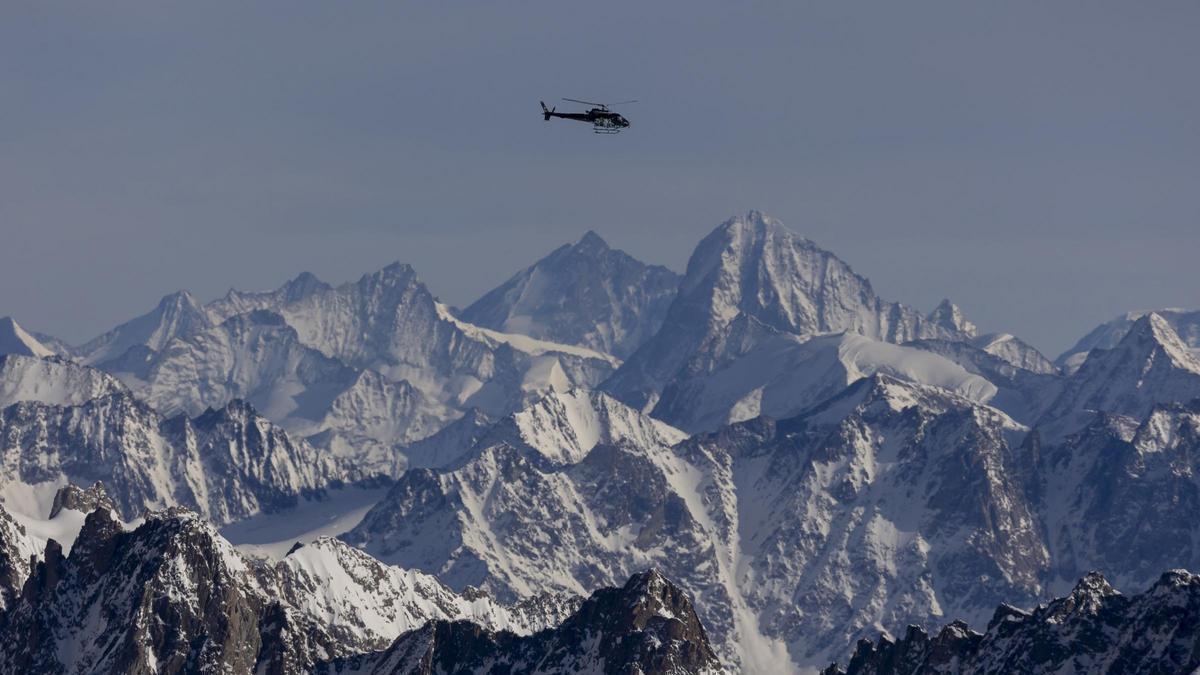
[823,571,1200,675]
[0,501,718,674]
[2,211,1200,673]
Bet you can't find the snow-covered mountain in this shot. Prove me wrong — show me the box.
[1036,312,1200,437]
[0,317,53,358]
[269,536,580,660]
[206,271,332,323]
[1030,400,1200,595]
[106,309,455,474]
[111,309,361,418]
[315,569,725,675]
[0,391,357,525]
[0,354,126,409]
[825,570,1200,675]
[402,388,687,469]
[91,263,619,474]
[603,211,980,412]
[460,230,681,359]
[649,315,998,433]
[0,502,679,674]
[76,290,214,366]
[275,262,616,410]
[1056,307,1200,373]
[968,332,1056,374]
[903,338,1060,424]
[343,374,1048,670]
[7,210,1200,673]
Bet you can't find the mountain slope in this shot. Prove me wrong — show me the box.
[206,271,332,323]
[0,354,126,409]
[1037,313,1200,436]
[650,315,998,433]
[76,290,213,366]
[1031,400,1200,594]
[316,569,725,675]
[0,317,53,358]
[461,231,680,359]
[603,211,977,411]
[342,374,1046,670]
[276,262,616,415]
[0,392,356,524]
[402,388,688,469]
[969,333,1057,375]
[1057,308,1200,373]
[0,505,628,674]
[824,570,1200,675]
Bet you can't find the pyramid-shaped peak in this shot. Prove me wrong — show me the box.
[928,299,978,338]
[574,229,610,252]
[156,289,203,311]
[285,270,327,290]
[290,271,322,285]
[0,317,54,357]
[280,271,331,302]
[362,261,421,288]
[1118,312,1198,370]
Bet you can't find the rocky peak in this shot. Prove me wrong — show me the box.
[279,271,330,302]
[461,229,680,359]
[825,570,1200,675]
[604,211,977,411]
[48,482,116,519]
[79,289,214,366]
[1045,570,1119,621]
[315,569,725,675]
[207,272,333,323]
[928,299,978,338]
[0,354,127,408]
[1038,312,1200,435]
[0,317,53,358]
[365,261,423,293]
[574,229,610,253]
[1056,308,1200,373]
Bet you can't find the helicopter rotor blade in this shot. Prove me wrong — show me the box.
[607,100,638,106]
[562,98,605,107]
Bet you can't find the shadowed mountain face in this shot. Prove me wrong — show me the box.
[0,502,703,675]
[315,569,724,675]
[823,571,1200,675]
[461,231,681,359]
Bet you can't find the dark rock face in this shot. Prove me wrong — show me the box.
[48,481,117,518]
[823,570,1200,675]
[317,569,725,675]
[0,507,37,611]
[0,509,269,674]
[0,503,667,675]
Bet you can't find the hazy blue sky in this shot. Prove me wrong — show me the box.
[2,1,1197,355]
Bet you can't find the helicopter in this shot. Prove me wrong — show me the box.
[541,98,635,134]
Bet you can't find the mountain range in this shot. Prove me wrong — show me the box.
[3,210,1200,673]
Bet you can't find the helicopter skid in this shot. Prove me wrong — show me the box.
[592,127,622,134]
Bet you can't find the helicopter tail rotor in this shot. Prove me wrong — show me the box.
[540,101,555,121]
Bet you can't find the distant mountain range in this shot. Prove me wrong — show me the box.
[2,210,1199,673]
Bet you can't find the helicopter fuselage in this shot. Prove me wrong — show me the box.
[541,101,630,133]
